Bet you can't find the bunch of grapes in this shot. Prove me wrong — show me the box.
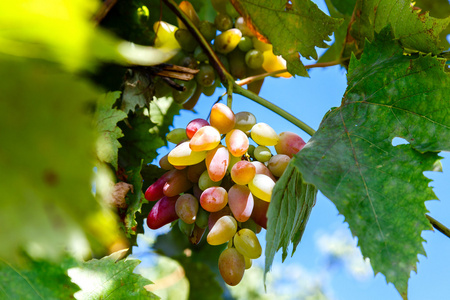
[145,103,306,286]
[151,0,291,108]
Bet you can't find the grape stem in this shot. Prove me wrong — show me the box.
[426,214,450,239]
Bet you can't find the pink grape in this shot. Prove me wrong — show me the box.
[231,160,256,185]
[228,184,254,222]
[251,161,276,181]
[205,145,230,182]
[144,170,175,202]
[147,195,179,229]
[200,186,228,212]
[274,131,306,158]
[268,154,290,177]
[251,196,269,229]
[189,125,221,151]
[225,129,249,157]
[186,118,210,139]
[163,169,193,197]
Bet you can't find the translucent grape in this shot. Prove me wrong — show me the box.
[214,12,233,31]
[205,145,230,182]
[214,28,242,54]
[235,17,254,37]
[200,186,228,212]
[210,103,236,134]
[233,228,262,259]
[248,174,275,202]
[189,126,221,151]
[168,141,207,166]
[253,145,271,162]
[274,131,306,158]
[262,50,292,78]
[234,111,256,132]
[175,193,199,224]
[147,195,179,229]
[199,20,216,42]
[251,161,276,181]
[231,160,256,185]
[194,45,208,62]
[178,219,194,237]
[166,128,188,144]
[208,205,232,230]
[163,169,193,197]
[186,118,209,139]
[245,49,264,69]
[172,79,197,104]
[218,248,245,286]
[198,169,222,190]
[225,129,249,157]
[196,64,216,87]
[207,215,237,245]
[153,21,180,49]
[228,184,254,222]
[251,122,279,146]
[268,154,290,177]
[228,154,242,172]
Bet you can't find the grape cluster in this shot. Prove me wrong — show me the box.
[152,0,291,107]
[145,103,306,286]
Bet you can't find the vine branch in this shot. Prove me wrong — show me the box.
[426,214,450,239]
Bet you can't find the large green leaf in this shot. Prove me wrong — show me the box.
[234,0,342,76]
[95,92,128,169]
[68,250,159,299]
[296,28,450,298]
[0,257,79,299]
[264,164,317,280]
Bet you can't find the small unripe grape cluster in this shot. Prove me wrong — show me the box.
[145,103,306,286]
[151,0,291,108]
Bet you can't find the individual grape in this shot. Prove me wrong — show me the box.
[225,1,240,18]
[227,154,242,172]
[203,84,216,97]
[166,128,188,144]
[196,64,216,87]
[200,186,228,212]
[250,122,279,146]
[198,169,222,190]
[244,256,252,269]
[228,184,254,222]
[274,131,306,158]
[235,17,254,37]
[153,21,180,49]
[238,36,253,52]
[172,79,197,104]
[215,12,233,31]
[168,141,207,166]
[177,1,200,29]
[251,161,276,181]
[186,118,209,139]
[144,170,175,202]
[231,160,256,185]
[251,36,272,52]
[189,125,221,151]
[228,49,247,79]
[225,129,249,157]
[268,154,290,177]
[247,144,255,158]
[245,49,264,69]
[233,228,262,259]
[262,50,292,78]
[175,193,199,224]
[195,207,209,229]
[179,54,198,69]
[178,219,195,236]
[208,205,233,230]
[234,111,256,132]
[251,196,268,229]
[207,215,237,245]
[214,28,242,54]
[147,195,179,229]
[194,45,209,62]
[205,145,230,182]
[159,153,175,170]
[210,103,236,134]
[218,248,245,286]
[163,169,193,197]
[175,29,198,52]
[187,161,207,183]
[253,145,271,162]
[248,174,275,202]
[189,224,206,245]
[199,20,217,42]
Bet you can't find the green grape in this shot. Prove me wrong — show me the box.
[250,122,279,146]
[234,111,256,132]
[227,153,242,172]
[194,45,209,62]
[214,12,233,32]
[179,55,198,69]
[228,49,247,79]
[268,154,290,177]
[211,0,228,13]
[199,20,217,42]
[240,218,260,233]
[198,169,222,190]
[225,1,240,18]
[203,82,217,96]
[218,248,245,286]
[207,215,237,245]
[253,145,271,162]
[195,207,209,229]
[238,36,253,52]
[215,29,242,54]
[172,79,197,104]
[247,144,256,158]
[175,193,199,224]
[166,128,188,144]
[196,64,216,87]
[245,49,264,69]
[178,219,195,236]
[175,29,198,52]
[234,228,262,259]
[248,174,275,202]
[235,17,254,37]
[154,78,172,98]
[168,141,207,166]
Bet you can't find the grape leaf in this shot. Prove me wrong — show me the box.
[348,0,450,55]
[0,257,79,299]
[295,28,450,298]
[68,250,159,299]
[121,71,152,114]
[95,92,128,169]
[233,0,342,76]
[414,0,450,50]
[264,163,317,281]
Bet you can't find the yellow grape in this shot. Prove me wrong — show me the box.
[262,50,292,78]
[248,174,275,202]
[153,21,180,49]
[268,154,290,177]
[189,125,221,151]
[175,193,199,224]
[168,141,207,166]
[225,129,249,157]
[206,145,230,182]
[251,161,276,181]
[244,256,252,269]
[210,103,236,134]
[207,215,237,245]
[250,122,279,146]
[234,111,257,132]
[177,1,200,30]
[218,248,245,286]
[231,160,256,185]
[233,228,262,259]
[215,28,242,54]
[200,186,228,212]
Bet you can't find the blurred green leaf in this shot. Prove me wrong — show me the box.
[296,28,450,297]
[95,92,128,169]
[68,250,159,299]
[149,95,183,137]
[234,0,342,76]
